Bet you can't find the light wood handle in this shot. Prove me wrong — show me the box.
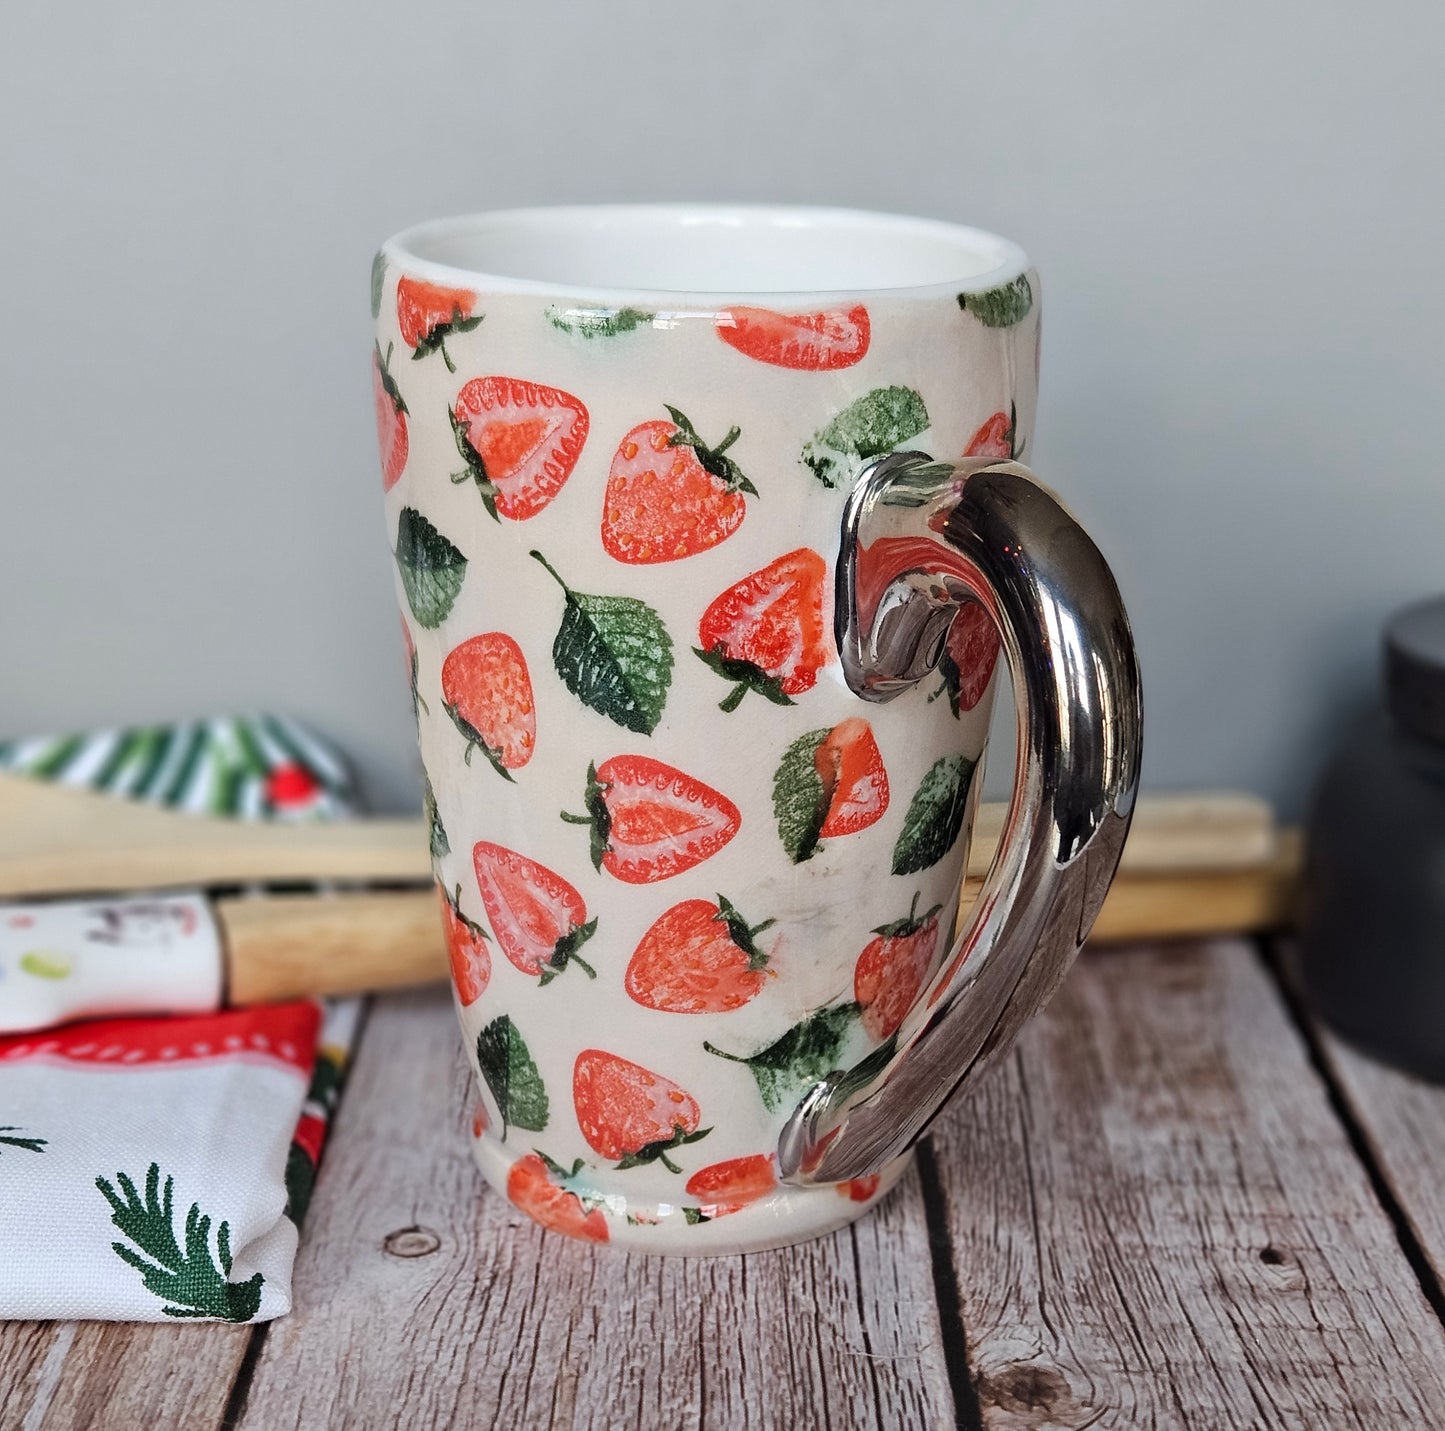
[218,891,446,1005]
[1,773,1278,900]
[217,832,1304,1005]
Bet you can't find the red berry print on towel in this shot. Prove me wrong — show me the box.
[441,633,537,780]
[684,1153,778,1216]
[396,276,482,373]
[264,763,321,812]
[451,377,588,522]
[963,405,1017,461]
[573,1050,710,1172]
[624,895,776,1013]
[854,893,943,1040]
[439,883,491,1006]
[771,718,889,865]
[472,842,597,985]
[694,548,828,710]
[373,342,408,490]
[715,305,870,371]
[563,756,741,884]
[601,407,756,564]
[507,1152,610,1243]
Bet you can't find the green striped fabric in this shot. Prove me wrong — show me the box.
[0,716,356,821]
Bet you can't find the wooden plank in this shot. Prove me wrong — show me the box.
[235,988,957,1431]
[929,939,1445,1428]
[0,1318,252,1429]
[1316,1028,1445,1296]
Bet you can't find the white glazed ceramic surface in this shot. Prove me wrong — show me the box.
[374,206,1041,1254]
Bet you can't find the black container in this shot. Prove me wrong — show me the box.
[1299,596,1445,1082]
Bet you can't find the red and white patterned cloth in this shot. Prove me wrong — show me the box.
[0,717,362,1322]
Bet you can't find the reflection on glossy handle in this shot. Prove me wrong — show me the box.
[777,454,1143,1184]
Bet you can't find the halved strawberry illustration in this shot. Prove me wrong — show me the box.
[964,405,1017,460]
[373,342,408,490]
[684,1153,778,1216]
[395,275,483,373]
[938,601,1002,716]
[601,406,756,564]
[441,633,536,781]
[562,756,741,884]
[439,882,491,1006]
[694,548,829,710]
[715,304,870,371]
[471,842,597,985]
[773,720,890,864]
[573,1049,709,1172]
[624,895,775,1013]
[853,893,943,1041]
[451,376,588,522]
[816,718,889,838]
[506,1151,610,1243]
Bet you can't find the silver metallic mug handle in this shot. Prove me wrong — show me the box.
[777,453,1143,1184]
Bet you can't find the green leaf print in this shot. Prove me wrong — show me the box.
[693,645,794,712]
[957,274,1033,328]
[449,408,501,522]
[0,1127,47,1154]
[19,951,72,979]
[705,1003,860,1112]
[412,309,483,374]
[370,250,386,320]
[424,776,449,863]
[395,507,467,629]
[96,1163,263,1321]
[801,386,929,488]
[546,305,654,339]
[530,551,673,736]
[891,755,976,875]
[771,728,832,864]
[476,1015,550,1136]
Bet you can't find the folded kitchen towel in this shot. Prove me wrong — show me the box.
[0,716,362,1322]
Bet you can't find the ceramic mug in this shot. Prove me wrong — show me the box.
[372,205,1141,1254]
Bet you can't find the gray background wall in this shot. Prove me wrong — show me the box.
[2,2,1438,816]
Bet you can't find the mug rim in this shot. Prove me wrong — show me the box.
[380,203,1031,306]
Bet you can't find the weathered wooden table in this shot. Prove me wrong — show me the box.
[7,937,1445,1429]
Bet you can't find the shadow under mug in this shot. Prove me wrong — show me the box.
[372,204,1141,1254]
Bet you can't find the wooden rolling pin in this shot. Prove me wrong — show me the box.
[0,774,1304,1010]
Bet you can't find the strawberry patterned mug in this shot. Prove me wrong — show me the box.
[372,206,1142,1254]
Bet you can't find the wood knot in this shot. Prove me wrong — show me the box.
[384,1225,441,1258]
[976,1362,1070,1413]
[1259,1245,1286,1266]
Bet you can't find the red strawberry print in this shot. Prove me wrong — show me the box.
[963,406,1016,460]
[563,756,741,884]
[601,406,756,564]
[940,601,1002,715]
[715,304,870,371]
[837,1175,882,1202]
[573,1049,709,1172]
[373,342,408,490]
[292,1112,326,1165]
[451,376,588,522]
[471,1100,489,1138]
[507,1152,610,1243]
[853,893,943,1041]
[472,842,597,985]
[439,882,491,1006]
[815,718,889,838]
[624,895,775,1013]
[684,1153,778,1216]
[264,762,321,810]
[694,548,829,710]
[441,633,536,780]
[395,275,482,373]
